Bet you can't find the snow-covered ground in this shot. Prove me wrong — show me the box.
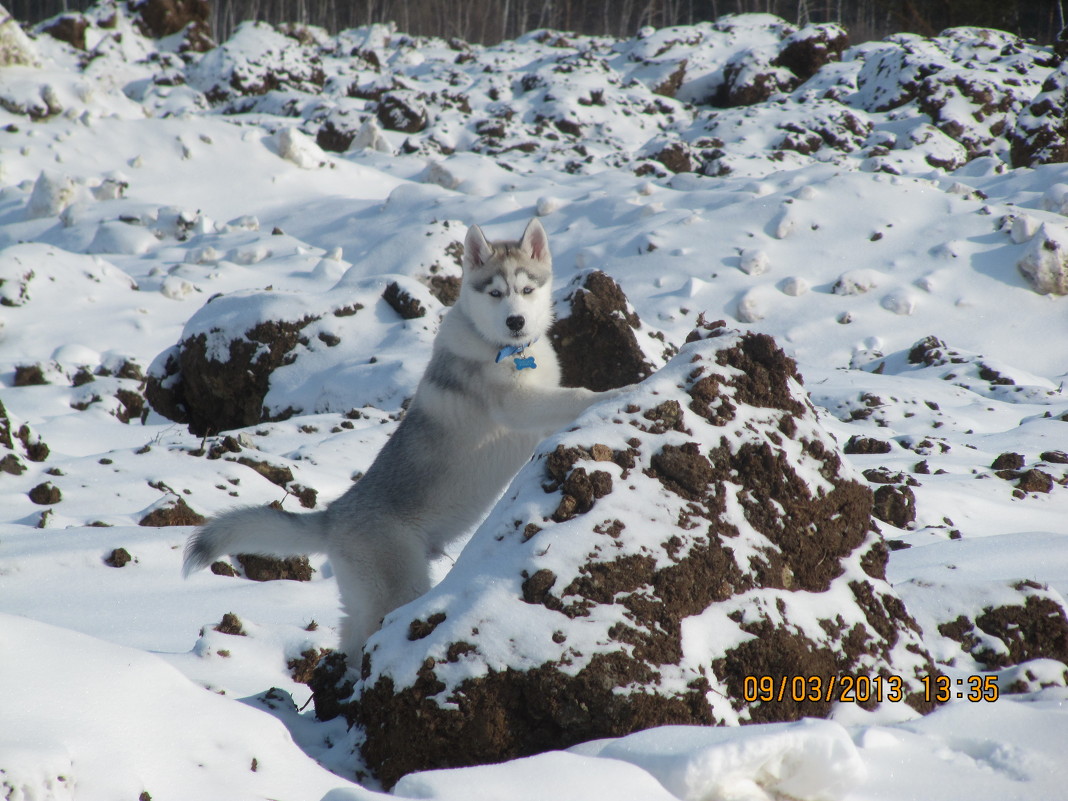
[2,3,1067,799]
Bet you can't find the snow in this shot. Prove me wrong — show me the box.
[2,4,1068,800]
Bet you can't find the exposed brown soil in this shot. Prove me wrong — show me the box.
[235,553,314,581]
[549,270,659,391]
[138,497,206,526]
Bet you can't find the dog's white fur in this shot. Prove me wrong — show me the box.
[184,218,622,656]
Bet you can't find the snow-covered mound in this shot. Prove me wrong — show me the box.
[3,2,1068,799]
[349,328,939,786]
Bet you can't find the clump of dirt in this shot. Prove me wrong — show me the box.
[138,497,206,527]
[0,400,48,464]
[427,274,461,306]
[716,52,799,108]
[14,364,47,386]
[939,591,1068,671]
[234,457,293,488]
[844,436,893,455]
[774,23,849,82]
[42,15,89,50]
[653,142,696,173]
[1011,62,1068,167]
[871,484,917,528]
[288,648,330,684]
[310,651,356,721]
[104,547,133,567]
[28,482,61,505]
[349,329,938,788]
[377,92,428,133]
[236,553,314,582]
[549,270,663,391]
[383,281,427,319]
[1017,469,1054,494]
[131,0,215,52]
[992,452,1025,471]
[214,612,246,636]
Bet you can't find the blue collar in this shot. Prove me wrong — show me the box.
[496,338,538,370]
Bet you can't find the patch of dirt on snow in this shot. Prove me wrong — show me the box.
[939,587,1068,672]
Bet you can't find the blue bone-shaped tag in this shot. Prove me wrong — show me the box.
[514,356,537,370]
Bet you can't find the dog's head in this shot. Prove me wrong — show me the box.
[459,218,555,347]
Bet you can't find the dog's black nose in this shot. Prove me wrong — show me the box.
[506,315,525,332]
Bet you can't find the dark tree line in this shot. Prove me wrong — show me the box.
[10,0,1068,46]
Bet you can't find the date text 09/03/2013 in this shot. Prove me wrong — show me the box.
[743,674,1000,704]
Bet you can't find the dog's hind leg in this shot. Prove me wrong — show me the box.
[330,524,433,658]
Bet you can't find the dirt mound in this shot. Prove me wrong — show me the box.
[937,582,1068,671]
[345,328,939,788]
[131,0,214,52]
[1011,61,1068,167]
[774,23,849,82]
[147,315,318,436]
[146,280,436,435]
[549,270,671,391]
[138,497,206,527]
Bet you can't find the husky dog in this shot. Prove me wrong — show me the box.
[184,218,623,656]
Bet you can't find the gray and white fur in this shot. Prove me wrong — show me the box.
[183,218,624,657]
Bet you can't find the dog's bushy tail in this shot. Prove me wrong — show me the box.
[182,505,329,577]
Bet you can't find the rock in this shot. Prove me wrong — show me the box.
[346,330,938,788]
[13,364,47,386]
[548,270,665,392]
[1016,223,1068,296]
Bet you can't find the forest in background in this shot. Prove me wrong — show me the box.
[9,0,1068,46]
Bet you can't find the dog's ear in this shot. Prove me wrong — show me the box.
[519,218,550,264]
[464,224,493,272]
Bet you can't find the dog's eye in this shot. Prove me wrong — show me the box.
[522,286,534,295]
[488,289,503,298]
